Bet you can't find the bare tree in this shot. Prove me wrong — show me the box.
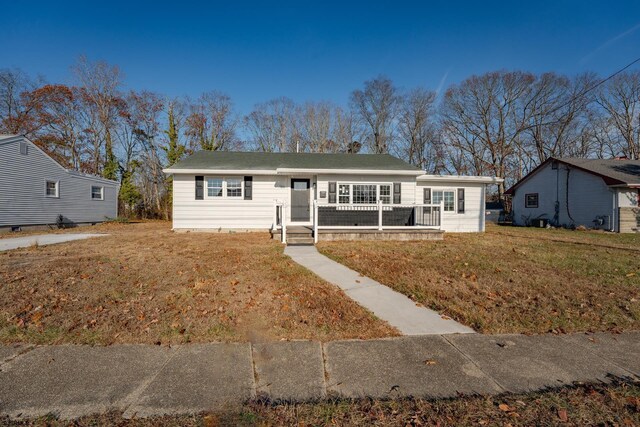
[0,68,44,137]
[332,107,363,153]
[184,91,239,152]
[350,76,400,154]
[441,71,535,198]
[397,87,442,172]
[244,97,297,152]
[595,71,640,159]
[522,72,597,168]
[72,56,124,180]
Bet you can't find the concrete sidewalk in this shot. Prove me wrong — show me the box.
[0,332,637,420]
[0,234,108,252]
[285,245,473,335]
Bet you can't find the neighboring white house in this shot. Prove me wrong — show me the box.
[506,157,640,233]
[163,151,502,242]
[0,135,119,231]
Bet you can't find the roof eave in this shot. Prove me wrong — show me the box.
[276,168,423,176]
[164,167,424,176]
[417,174,504,184]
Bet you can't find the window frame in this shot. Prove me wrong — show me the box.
[204,177,244,199]
[432,189,456,212]
[525,193,539,209]
[45,180,59,198]
[226,177,243,198]
[90,185,104,201]
[335,183,395,205]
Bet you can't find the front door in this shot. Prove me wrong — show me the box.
[291,179,311,222]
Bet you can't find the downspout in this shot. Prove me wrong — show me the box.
[611,189,617,232]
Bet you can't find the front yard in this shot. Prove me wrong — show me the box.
[0,222,398,345]
[319,225,640,334]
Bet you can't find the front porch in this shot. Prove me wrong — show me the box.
[272,201,445,245]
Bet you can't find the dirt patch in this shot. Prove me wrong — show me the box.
[0,222,398,345]
[319,225,640,334]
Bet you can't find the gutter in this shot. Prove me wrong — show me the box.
[164,168,425,176]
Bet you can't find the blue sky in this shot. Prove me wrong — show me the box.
[1,1,640,115]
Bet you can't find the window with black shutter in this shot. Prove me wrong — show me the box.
[457,188,465,214]
[244,176,253,200]
[195,176,204,200]
[393,182,401,204]
[328,181,337,204]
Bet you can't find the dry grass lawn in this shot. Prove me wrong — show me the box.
[318,224,640,334]
[5,380,639,426]
[0,221,398,345]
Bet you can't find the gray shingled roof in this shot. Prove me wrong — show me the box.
[557,157,640,185]
[167,151,421,171]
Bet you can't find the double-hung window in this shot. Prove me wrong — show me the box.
[207,178,223,197]
[379,185,391,204]
[91,185,104,200]
[45,180,59,198]
[433,190,455,212]
[206,177,243,198]
[226,178,242,198]
[338,184,350,204]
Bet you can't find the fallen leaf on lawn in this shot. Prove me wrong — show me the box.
[626,272,635,277]
[498,403,512,412]
[557,408,568,422]
[423,359,437,365]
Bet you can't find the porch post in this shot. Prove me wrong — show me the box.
[439,201,444,230]
[378,200,383,231]
[313,200,318,244]
[282,203,287,244]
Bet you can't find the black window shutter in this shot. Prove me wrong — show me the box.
[195,176,204,200]
[328,181,336,204]
[457,188,465,213]
[244,176,253,200]
[393,182,401,204]
[423,188,431,204]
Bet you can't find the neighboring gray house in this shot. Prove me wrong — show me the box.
[0,135,119,231]
[506,157,640,233]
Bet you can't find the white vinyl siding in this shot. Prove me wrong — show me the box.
[173,174,288,230]
[417,182,485,232]
[0,137,118,227]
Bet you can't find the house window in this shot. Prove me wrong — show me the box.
[338,184,350,204]
[525,193,539,208]
[226,178,242,197]
[207,178,223,197]
[352,184,377,204]
[45,180,59,198]
[379,185,391,204]
[91,186,104,200]
[433,190,455,212]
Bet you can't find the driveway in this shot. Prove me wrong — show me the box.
[0,234,109,251]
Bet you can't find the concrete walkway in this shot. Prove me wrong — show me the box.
[285,245,473,335]
[0,332,637,420]
[0,234,108,252]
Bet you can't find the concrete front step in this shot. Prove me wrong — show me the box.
[287,237,314,245]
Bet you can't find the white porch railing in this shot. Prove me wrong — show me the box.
[313,201,444,243]
[273,201,286,243]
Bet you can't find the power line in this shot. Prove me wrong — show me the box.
[523,55,640,131]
